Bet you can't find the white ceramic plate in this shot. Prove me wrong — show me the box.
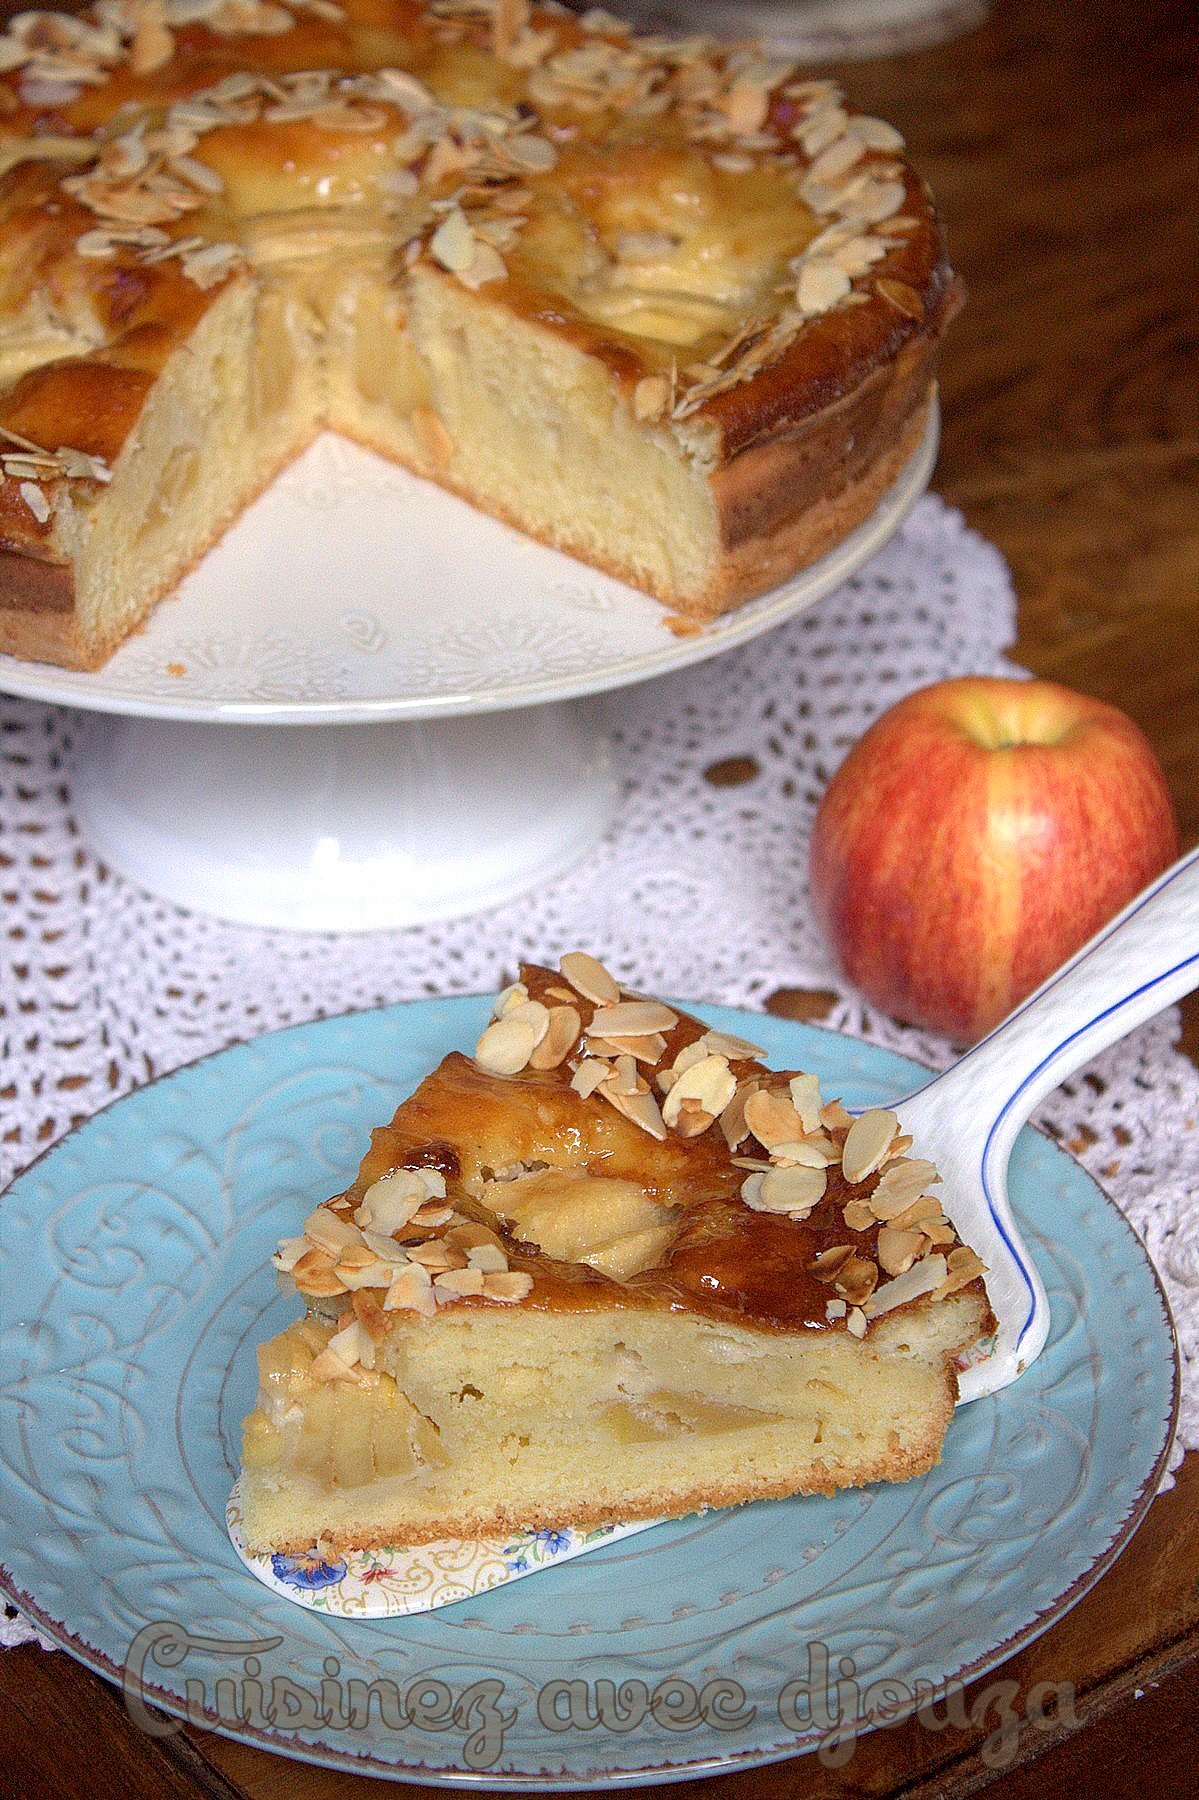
[0,412,937,725]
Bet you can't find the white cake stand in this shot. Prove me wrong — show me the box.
[0,411,937,930]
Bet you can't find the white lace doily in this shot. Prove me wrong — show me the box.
[2,494,1194,1651]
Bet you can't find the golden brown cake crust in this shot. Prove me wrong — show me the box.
[0,2,958,668]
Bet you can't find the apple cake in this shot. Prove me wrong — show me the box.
[0,0,959,670]
[239,953,993,1554]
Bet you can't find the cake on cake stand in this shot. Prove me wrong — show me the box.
[0,412,937,931]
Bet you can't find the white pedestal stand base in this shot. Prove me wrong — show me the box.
[72,703,617,932]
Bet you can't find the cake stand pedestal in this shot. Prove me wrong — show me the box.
[72,705,616,931]
[0,417,936,931]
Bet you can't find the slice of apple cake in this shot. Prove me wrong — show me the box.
[239,954,992,1553]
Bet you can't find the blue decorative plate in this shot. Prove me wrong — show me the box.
[0,999,1178,1787]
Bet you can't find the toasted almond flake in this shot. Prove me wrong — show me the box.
[309,1344,364,1382]
[435,1265,487,1298]
[407,1240,466,1272]
[796,103,848,158]
[484,1269,534,1302]
[768,1137,838,1168]
[504,131,556,172]
[837,177,907,226]
[875,277,925,319]
[673,1103,714,1139]
[474,1012,542,1075]
[887,1133,915,1158]
[18,481,50,524]
[355,1167,442,1233]
[291,1247,348,1297]
[271,1234,309,1273]
[810,1243,856,1280]
[934,1245,987,1297]
[842,1195,876,1231]
[886,1195,946,1232]
[808,134,866,184]
[834,1253,878,1304]
[868,1157,940,1218]
[703,1029,766,1062]
[304,1204,364,1254]
[529,1003,581,1069]
[493,980,529,1017]
[334,1245,392,1289]
[560,950,621,1005]
[756,1163,826,1215]
[797,258,852,315]
[826,1296,848,1320]
[599,1081,667,1140]
[351,1288,389,1341]
[661,1053,736,1130]
[820,1098,855,1130]
[609,1053,641,1096]
[785,1073,823,1132]
[590,998,678,1037]
[744,1087,805,1150]
[467,1241,510,1274]
[456,239,507,289]
[841,1108,900,1184]
[848,115,905,151]
[429,205,477,273]
[383,1264,437,1316]
[410,1200,455,1227]
[922,1219,960,1246]
[846,1306,868,1338]
[671,1038,710,1076]
[571,1056,612,1099]
[877,1226,926,1277]
[865,1253,949,1318]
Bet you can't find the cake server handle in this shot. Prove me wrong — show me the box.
[893,844,1199,1403]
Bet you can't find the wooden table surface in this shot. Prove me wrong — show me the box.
[3,0,1198,1793]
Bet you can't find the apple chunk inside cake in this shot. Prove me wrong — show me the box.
[239,955,993,1554]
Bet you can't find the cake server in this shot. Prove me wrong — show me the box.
[888,843,1199,1403]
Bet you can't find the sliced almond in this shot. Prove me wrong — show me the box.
[529,1003,581,1069]
[407,1239,467,1272]
[797,258,851,315]
[334,1245,392,1290]
[841,1108,900,1184]
[876,277,924,319]
[560,950,621,1005]
[303,1205,364,1255]
[484,1269,534,1303]
[864,1253,949,1318]
[599,1081,667,1140]
[434,1266,487,1298]
[934,1245,987,1297]
[590,999,679,1037]
[820,1098,854,1130]
[291,1247,347,1298]
[841,1195,876,1232]
[661,1053,736,1131]
[383,1264,437,1317]
[702,1029,766,1062]
[571,1057,613,1099]
[868,1157,940,1218]
[835,1254,878,1305]
[590,1030,667,1064]
[673,1103,715,1139]
[744,1087,805,1150]
[474,1011,543,1076]
[810,1243,856,1281]
[847,115,905,151]
[787,1073,824,1133]
[876,1227,926,1277]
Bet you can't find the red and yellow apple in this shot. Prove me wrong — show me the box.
[809,676,1179,1043]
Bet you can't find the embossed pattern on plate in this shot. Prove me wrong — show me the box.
[0,998,1178,1788]
[0,413,937,724]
